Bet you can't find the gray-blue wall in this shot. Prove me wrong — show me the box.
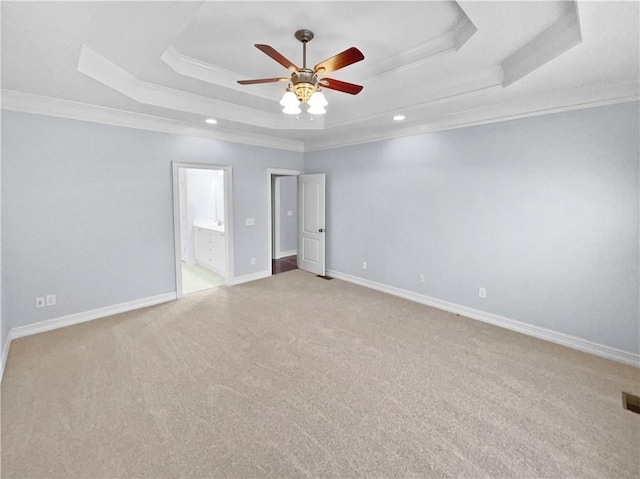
[2,102,638,359]
[305,102,640,355]
[1,111,303,333]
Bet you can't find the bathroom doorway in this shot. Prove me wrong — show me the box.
[173,163,234,297]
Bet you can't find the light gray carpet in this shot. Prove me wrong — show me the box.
[2,270,639,478]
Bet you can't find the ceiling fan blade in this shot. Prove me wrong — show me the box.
[255,44,299,72]
[314,47,364,74]
[319,78,364,95]
[237,77,289,85]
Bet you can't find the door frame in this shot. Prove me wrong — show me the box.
[172,162,234,298]
[267,168,303,277]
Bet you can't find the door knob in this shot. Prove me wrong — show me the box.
[319,228,325,233]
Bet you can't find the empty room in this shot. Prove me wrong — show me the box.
[1,1,639,477]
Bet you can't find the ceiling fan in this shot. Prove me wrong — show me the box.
[237,29,364,115]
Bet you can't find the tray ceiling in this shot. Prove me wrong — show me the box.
[2,1,638,151]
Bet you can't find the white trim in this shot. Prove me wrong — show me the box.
[77,46,324,132]
[172,163,234,299]
[277,250,297,259]
[161,46,279,102]
[274,177,281,259]
[1,292,177,383]
[326,269,640,367]
[1,90,305,152]
[305,93,639,152]
[501,1,581,87]
[228,270,271,286]
[10,293,177,341]
[3,88,636,154]
[0,335,11,383]
[267,169,303,277]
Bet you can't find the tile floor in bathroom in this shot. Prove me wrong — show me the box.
[182,263,226,294]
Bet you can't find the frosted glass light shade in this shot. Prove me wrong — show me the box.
[307,104,326,115]
[280,91,299,107]
[308,91,328,107]
[282,104,302,115]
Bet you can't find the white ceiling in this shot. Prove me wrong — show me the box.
[2,1,638,151]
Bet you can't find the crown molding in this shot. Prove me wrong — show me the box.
[354,9,476,81]
[3,80,636,155]
[502,0,581,87]
[0,90,305,152]
[328,67,503,129]
[161,46,280,102]
[160,5,476,95]
[305,81,639,152]
[77,45,323,131]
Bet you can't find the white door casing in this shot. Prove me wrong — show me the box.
[172,162,234,298]
[266,168,303,275]
[178,169,188,262]
[297,173,326,276]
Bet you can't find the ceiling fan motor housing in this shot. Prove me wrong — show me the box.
[292,69,318,103]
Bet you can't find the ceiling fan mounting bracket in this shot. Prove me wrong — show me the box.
[294,29,314,43]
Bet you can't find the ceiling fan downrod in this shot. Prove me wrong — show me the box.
[292,29,317,103]
[295,29,314,69]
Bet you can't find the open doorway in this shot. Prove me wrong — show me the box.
[173,163,234,297]
[267,168,303,276]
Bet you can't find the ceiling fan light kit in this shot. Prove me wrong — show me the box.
[238,29,364,116]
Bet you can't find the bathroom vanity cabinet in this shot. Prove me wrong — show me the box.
[193,220,226,275]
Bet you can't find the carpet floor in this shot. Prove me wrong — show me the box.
[1,270,639,478]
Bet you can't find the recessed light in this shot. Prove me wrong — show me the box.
[393,115,406,121]
[205,118,218,124]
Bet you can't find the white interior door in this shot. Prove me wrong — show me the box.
[298,173,326,276]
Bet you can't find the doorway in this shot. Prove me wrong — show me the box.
[268,168,302,275]
[173,163,234,297]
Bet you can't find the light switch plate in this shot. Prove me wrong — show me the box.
[46,294,56,306]
[246,218,255,226]
[287,211,293,216]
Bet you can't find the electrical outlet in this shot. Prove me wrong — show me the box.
[419,274,425,283]
[245,218,255,226]
[251,257,256,265]
[36,297,45,308]
[479,287,487,298]
[46,294,56,306]
[287,210,293,216]
[362,262,367,270]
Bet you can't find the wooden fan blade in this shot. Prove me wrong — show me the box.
[237,77,289,85]
[319,78,363,95]
[255,44,299,72]
[314,47,364,74]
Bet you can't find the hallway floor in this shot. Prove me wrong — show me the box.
[272,254,298,274]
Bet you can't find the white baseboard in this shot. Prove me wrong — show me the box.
[0,334,11,384]
[229,270,270,285]
[275,250,297,259]
[1,292,177,382]
[8,292,177,341]
[326,269,640,367]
